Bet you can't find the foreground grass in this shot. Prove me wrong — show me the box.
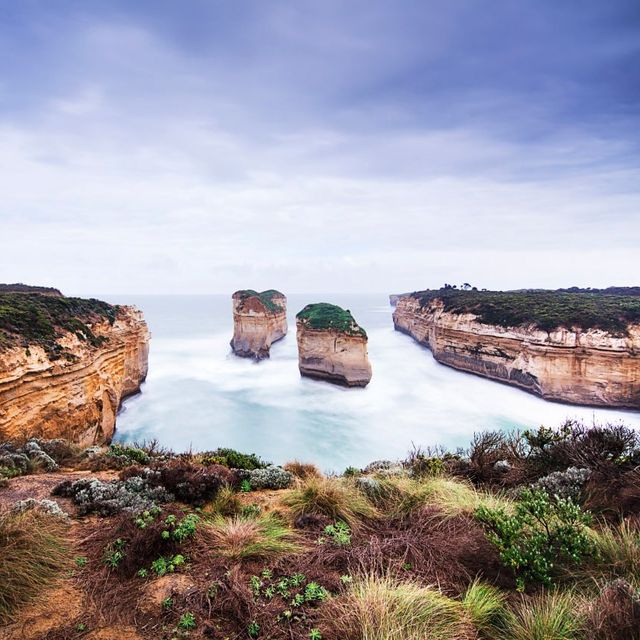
[0,510,71,622]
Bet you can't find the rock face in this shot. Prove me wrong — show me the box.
[231,290,287,360]
[296,303,372,387]
[0,303,149,445]
[393,294,640,408]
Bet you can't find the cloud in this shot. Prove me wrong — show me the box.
[0,2,638,294]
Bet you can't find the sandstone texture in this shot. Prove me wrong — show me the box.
[230,289,287,360]
[0,302,149,445]
[393,293,640,408]
[296,303,372,387]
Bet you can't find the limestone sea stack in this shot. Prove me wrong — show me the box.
[393,287,640,408]
[231,290,287,360]
[296,303,372,387]
[0,288,149,445]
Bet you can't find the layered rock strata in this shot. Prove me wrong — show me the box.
[296,303,372,387]
[393,294,640,408]
[230,290,287,360]
[0,301,149,445]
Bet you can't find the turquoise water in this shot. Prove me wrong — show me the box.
[110,294,640,473]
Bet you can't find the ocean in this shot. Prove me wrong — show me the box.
[107,294,640,473]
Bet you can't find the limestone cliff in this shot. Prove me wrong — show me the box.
[296,303,372,387]
[393,291,640,408]
[231,290,287,360]
[0,295,149,445]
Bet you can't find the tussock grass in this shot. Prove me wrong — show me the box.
[282,476,377,527]
[504,590,583,640]
[461,579,507,635]
[283,460,323,481]
[324,574,472,640]
[205,486,242,517]
[205,513,301,560]
[589,520,640,584]
[418,477,513,517]
[0,510,71,622]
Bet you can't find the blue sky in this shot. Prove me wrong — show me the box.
[0,0,639,294]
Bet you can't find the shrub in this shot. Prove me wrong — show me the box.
[121,459,236,505]
[283,477,377,528]
[321,574,471,640]
[53,476,173,515]
[108,443,150,466]
[12,498,69,519]
[532,467,591,502]
[504,590,583,640]
[236,465,293,490]
[283,461,323,481]
[204,513,302,560]
[200,448,268,470]
[0,510,71,622]
[476,488,594,590]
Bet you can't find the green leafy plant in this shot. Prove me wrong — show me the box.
[247,620,260,638]
[178,611,196,630]
[240,479,252,493]
[151,553,185,576]
[162,596,173,609]
[103,538,126,569]
[476,488,594,590]
[319,521,351,546]
[309,629,322,640]
[74,556,87,568]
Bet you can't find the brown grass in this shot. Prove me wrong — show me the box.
[283,460,323,481]
[0,510,71,623]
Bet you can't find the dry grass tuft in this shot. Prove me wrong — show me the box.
[283,476,377,528]
[283,460,323,481]
[0,510,71,623]
[203,513,302,561]
[321,573,474,640]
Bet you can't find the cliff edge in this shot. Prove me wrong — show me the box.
[393,288,640,408]
[0,290,149,444]
[230,290,287,360]
[296,303,372,387]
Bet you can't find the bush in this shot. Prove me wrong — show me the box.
[283,477,377,528]
[476,488,594,590]
[121,460,236,505]
[236,465,293,490]
[532,467,591,502]
[199,448,268,470]
[53,476,173,515]
[0,510,71,622]
[108,443,150,466]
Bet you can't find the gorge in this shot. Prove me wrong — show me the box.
[393,288,640,408]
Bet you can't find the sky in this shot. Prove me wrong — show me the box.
[0,0,639,296]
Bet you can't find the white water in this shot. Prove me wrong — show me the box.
[111,294,640,473]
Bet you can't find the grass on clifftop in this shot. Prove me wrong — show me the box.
[0,292,118,358]
[296,303,367,337]
[235,289,285,313]
[410,288,640,334]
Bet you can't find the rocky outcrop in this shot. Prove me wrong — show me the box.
[0,305,149,445]
[393,294,640,408]
[296,303,372,387]
[231,290,287,360]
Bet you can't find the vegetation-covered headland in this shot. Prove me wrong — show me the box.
[296,304,372,387]
[393,287,640,408]
[1,421,640,639]
[0,287,149,445]
[231,290,288,360]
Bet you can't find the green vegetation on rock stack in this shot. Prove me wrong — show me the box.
[236,289,285,313]
[296,303,367,337]
[412,287,640,334]
[0,291,118,358]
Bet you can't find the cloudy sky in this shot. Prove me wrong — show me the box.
[0,1,639,295]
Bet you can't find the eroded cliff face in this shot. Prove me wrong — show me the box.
[393,296,640,408]
[230,290,287,360]
[0,307,149,445]
[296,304,372,387]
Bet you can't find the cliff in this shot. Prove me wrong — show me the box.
[230,290,287,360]
[0,292,149,444]
[393,289,640,408]
[296,303,372,387]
